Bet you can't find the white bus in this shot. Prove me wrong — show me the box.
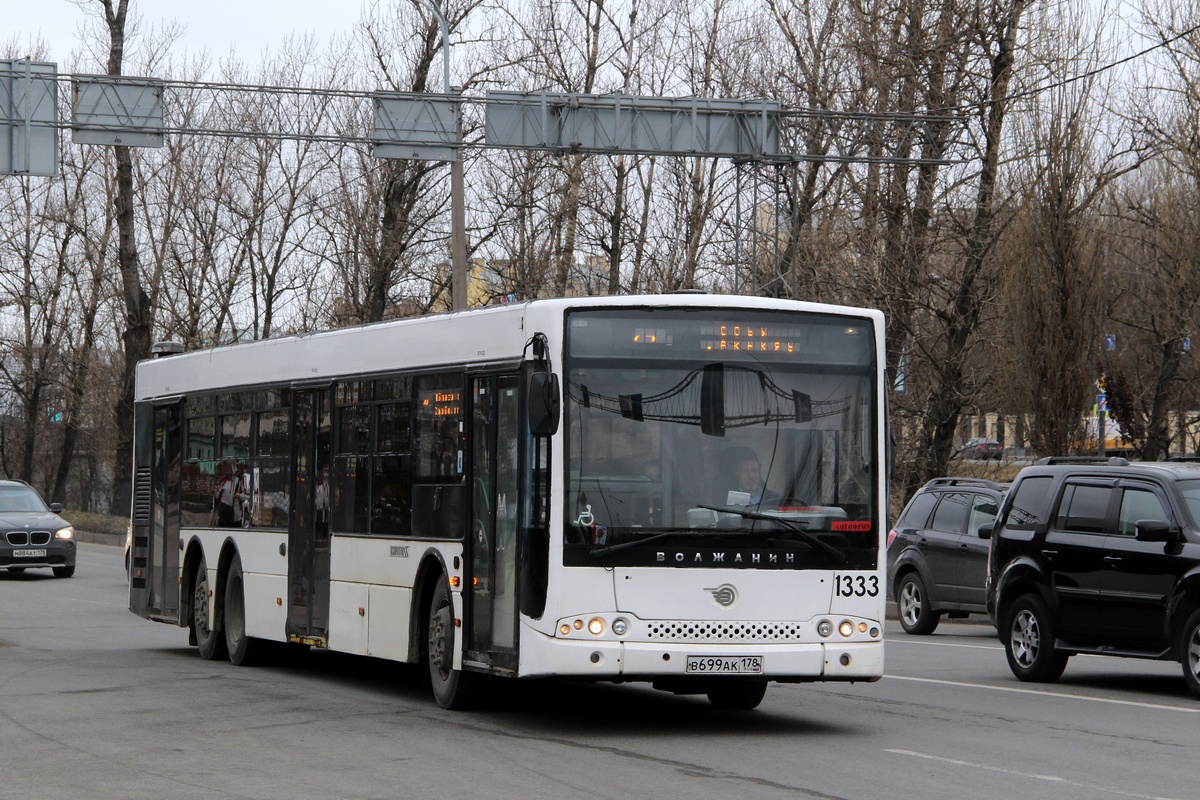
[129,294,886,710]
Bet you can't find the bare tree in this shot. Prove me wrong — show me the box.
[1100,0,1200,457]
[1001,0,1139,458]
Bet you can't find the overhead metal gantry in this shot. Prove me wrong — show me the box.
[2,58,963,299]
[2,60,958,171]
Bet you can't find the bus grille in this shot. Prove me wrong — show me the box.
[645,621,805,642]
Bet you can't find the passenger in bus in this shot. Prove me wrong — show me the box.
[214,460,247,528]
[234,465,252,527]
[314,465,330,527]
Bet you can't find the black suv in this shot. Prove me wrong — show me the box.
[888,477,1006,634]
[986,457,1200,697]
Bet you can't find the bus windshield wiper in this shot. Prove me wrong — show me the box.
[588,528,746,558]
[697,504,846,564]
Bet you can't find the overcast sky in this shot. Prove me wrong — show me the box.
[7,0,366,68]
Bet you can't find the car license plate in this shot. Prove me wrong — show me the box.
[13,549,47,558]
[685,656,763,674]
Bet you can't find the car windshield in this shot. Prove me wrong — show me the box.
[0,485,49,513]
[562,307,879,570]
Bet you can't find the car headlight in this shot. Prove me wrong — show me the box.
[54,526,74,540]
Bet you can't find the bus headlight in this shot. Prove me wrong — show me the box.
[817,620,833,637]
[611,618,628,636]
[839,620,854,637]
[587,617,605,636]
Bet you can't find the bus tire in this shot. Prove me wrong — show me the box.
[706,679,768,710]
[194,553,227,661]
[427,577,480,709]
[224,552,266,667]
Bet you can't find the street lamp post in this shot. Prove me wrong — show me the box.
[416,0,467,311]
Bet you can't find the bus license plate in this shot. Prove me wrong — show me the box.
[13,549,46,558]
[685,656,762,674]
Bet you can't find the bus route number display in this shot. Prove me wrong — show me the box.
[701,324,802,354]
[418,389,462,418]
[627,322,816,355]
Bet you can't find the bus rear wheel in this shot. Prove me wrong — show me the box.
[193,554,227,661]
[706,678,768,710]
[224,552,267,666]
[426,577,480,709]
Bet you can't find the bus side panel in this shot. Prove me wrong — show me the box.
[368,585,413,661]
[236,531,290,644]
[233,530,289,576]
[329,581,369,655]
[245,572,289,643]
[184,529,288,642]
[327,537,462,660]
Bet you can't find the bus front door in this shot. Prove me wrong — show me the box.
[466,374,522,671]
[286,389,332,645]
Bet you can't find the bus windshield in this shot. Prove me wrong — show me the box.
[563,307,878,570]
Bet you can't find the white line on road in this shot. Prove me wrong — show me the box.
[887,637,1002,651]
[887,674,1200,713]
[884,749,1178,800]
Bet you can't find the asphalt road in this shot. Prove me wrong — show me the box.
[1,543,1194,800]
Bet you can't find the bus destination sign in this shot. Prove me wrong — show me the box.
[418,389,462,418]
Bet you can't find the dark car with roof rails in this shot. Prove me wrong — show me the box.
[984,456,1200,697]
[0,480,76,578]
[887,477,1007,634]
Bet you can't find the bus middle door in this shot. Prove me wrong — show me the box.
[286,388,332,645]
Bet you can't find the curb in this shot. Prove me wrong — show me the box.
[75,529,124,548]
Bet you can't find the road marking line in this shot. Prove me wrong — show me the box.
[887,637,1002,651]
[887,674,1199,713]
[885,749,1178,800]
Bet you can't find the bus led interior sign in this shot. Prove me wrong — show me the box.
[418,389,462,418]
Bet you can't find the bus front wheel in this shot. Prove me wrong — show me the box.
[706,679,768,710]
[426,577,480,710]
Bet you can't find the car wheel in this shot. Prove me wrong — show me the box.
[193,553,227,661]
[426,576,480,709]
[224,552,267,666]
[706,679,768,710]
[1180,609,1200,699]
[1004,594,1068,682]
[896,572,940,635]
[52,565,75,578]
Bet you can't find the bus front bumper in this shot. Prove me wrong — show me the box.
[518,631,883,681]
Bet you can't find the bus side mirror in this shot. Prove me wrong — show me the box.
[528,372,560,436]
